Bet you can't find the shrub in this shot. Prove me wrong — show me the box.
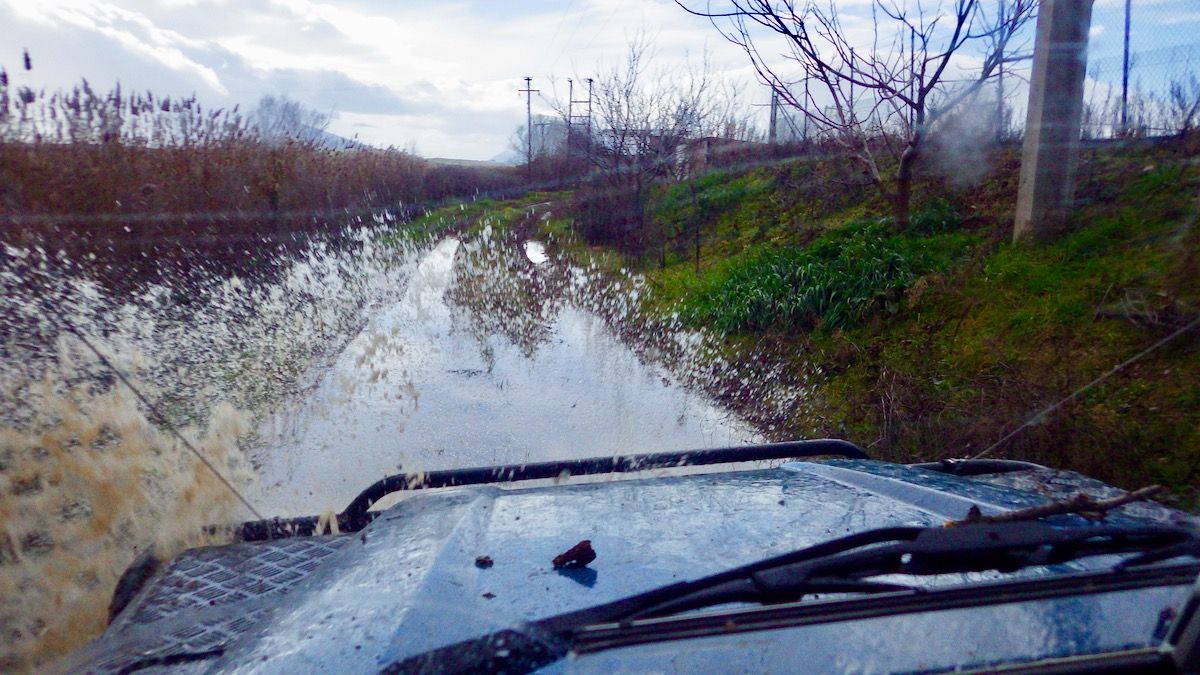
[569,182,650,253]
[677,214,975,333]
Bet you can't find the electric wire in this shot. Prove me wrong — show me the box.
[40,301,266,521]
[969,314,1200,461]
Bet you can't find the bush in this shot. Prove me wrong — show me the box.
[569,182,650,253]
[907,198,960,235]
[677,214,975,333]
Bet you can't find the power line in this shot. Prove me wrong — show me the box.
[41,301,265,521]
[968,314,1200,461]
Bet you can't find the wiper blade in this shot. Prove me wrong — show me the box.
[381,522,1200,674]
[542,521,1199,629]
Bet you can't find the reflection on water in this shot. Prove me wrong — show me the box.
[524,240,549,265]
[253,237,756,516]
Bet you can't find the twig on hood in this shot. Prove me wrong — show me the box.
[948,485,1167,526]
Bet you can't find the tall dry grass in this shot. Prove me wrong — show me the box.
[0,69,520,287]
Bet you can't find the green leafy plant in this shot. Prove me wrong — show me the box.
[677,214,975,333]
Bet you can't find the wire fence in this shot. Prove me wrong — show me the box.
[1084,0,1200,139]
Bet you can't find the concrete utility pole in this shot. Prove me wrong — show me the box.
[996,0,1007,143]
[1120,0,1132,134]
[534,120,551,157]
[585,77,594,161]
[519,77,539,180]
[768,89,779,145]
[803,76,810,142]
[566,78,575,152]
[1013,0,1095,242]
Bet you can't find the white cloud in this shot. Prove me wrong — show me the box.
[8,0,228,94]
[3,0,1195,159]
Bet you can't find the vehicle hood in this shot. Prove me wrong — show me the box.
[69,460,1196,673]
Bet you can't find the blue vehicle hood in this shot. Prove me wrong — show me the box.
[68,460,1197,673]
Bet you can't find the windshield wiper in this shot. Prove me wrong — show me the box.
[542,521,1200,629]
[382,521,1200,674]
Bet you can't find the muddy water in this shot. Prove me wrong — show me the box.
[0,225,424,669]
[253,237,756,516]
[0,220,758,669]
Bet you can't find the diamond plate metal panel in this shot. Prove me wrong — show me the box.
[80,535,350,674]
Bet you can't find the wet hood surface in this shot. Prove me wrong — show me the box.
[76,460,1197,673]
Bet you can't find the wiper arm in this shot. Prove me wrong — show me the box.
[381,522,1200,674]
[592,521,1199,623]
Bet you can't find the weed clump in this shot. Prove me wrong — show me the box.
[677,214,976,333]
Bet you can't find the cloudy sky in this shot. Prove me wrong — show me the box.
[2,0,1196,160]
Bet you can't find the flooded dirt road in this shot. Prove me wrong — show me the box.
[0,217,762,668]
[252,237,756,516]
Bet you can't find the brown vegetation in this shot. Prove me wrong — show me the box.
[0,72,521,288]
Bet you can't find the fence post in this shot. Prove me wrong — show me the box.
[1014,0,1095,242]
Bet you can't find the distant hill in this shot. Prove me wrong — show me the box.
[488,148,524,166]
[425,157,510,168]
[310,127,366,150]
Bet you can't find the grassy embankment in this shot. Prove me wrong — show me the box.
[536,139,1199,507]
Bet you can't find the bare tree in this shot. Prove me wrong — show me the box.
[555,37,719,256]
[251,95,331,147]
[588,38,713,187]
[678,0,1037,229]
[1167,74,1200,138]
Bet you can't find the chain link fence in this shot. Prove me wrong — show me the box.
[1084,0,1200,138]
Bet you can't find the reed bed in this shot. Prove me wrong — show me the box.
[0,70,519,287]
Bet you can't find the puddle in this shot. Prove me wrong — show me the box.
[252,237,756,516]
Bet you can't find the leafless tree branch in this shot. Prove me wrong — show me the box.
[676,0,1037,228]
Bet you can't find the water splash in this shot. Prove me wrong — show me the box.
[0,207,793,669]
[251,229,762,516]
[0,224,426,670]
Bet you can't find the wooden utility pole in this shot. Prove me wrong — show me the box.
[1013,0,1094,242]
[519,77,539,180]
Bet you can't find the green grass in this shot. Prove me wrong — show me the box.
[670,213,978,333]
[795,157,1200,506]
[520,140,1199,505]
[380,191,571,245]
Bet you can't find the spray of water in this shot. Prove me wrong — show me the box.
[0,201,801,670]
[0,221,426,670]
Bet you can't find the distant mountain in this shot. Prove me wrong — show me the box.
[425,157,509,168]
[311,127,366,150]
[488,148,524,166]
[255,124,365,150]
